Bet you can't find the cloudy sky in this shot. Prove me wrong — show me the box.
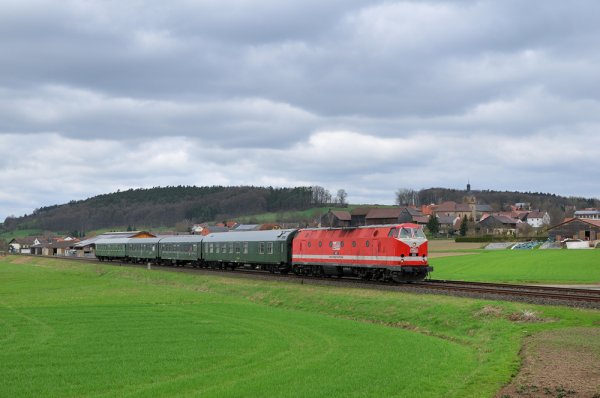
[1,0,599,221]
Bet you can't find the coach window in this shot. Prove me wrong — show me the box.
[209,243,214,253]
[235,242,241,254]
[259,242,265,254]
[222,243,227,253]
[243,242,248,254]
[267,242,273,254]
[229,242,233,254]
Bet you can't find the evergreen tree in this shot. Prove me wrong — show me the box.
[460,215,468,236]
[426,215,440,236]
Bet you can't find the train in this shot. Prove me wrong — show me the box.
[95,224,432,282]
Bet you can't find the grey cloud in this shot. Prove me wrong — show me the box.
[1,0,600,220]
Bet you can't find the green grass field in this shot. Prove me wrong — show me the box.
[1,256,599,397]
[431,250,600,284]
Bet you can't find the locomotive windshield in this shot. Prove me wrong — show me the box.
[399,227,426,239]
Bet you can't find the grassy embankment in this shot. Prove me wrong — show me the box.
[1,256,599,397]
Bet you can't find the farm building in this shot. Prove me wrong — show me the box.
[31,240,80,256]
[320,210,351,227]
[477,215,521,235]
[547,218,600,242]
[72,231,156,257]
[574,209,600,220]
[350,207,371,226]
[399,207,428,224]
[365,208,402,225]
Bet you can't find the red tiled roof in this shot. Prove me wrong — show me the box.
[331,211,351,221]
[365,208,401,219]
[351,207,372,216]
[435,201,457,212]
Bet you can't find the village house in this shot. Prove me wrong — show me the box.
[8,237,42,254]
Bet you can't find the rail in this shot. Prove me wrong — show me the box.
[10,254,600,308]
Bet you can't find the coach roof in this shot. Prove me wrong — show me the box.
[203,229,297,242]
[95,238,132,245]
[159,235,205,243]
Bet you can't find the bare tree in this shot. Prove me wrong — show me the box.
[336,189,348,206]
[395,188,420,206]
[311,185,331,206]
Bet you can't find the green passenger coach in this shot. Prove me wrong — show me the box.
[202,229,298,273]
[159,236,204,266]
[127,238,161,263]
[95,238,130,261]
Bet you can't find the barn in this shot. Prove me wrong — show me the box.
[547,218,600,242]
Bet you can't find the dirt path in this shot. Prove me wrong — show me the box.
[495,327,600,398]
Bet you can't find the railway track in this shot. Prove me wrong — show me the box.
[12,254,600,308]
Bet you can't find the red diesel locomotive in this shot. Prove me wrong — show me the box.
[292,224,432,282]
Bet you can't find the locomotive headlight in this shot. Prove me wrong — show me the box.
[422,256,427,262]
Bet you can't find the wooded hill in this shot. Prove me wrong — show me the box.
[1,186,313,234]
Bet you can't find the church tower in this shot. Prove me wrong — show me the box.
[464,182,477,220]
